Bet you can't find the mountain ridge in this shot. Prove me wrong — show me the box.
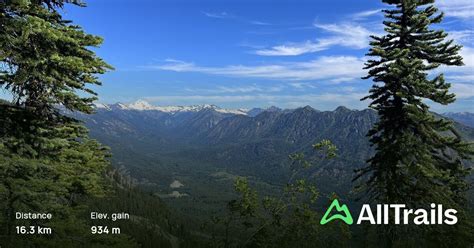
[74,101,474,223]
[79,102,474,178]
[93,100,472,118]
[97,100,249,115]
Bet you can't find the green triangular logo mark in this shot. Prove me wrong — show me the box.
[320,199,353,225]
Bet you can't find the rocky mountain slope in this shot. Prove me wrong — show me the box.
[71,100,474,218]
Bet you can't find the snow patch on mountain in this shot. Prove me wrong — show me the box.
[94,103,111,110]
[94,100,248,115]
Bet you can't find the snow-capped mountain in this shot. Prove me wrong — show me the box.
[95,100,249,115]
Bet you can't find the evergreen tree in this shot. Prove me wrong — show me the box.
[357,0,473,246]
[0,0,138,246]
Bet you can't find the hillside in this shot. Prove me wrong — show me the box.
[73,101,474,223]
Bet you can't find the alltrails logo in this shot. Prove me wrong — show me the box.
[320,199,458,225]
[320,199,353,225]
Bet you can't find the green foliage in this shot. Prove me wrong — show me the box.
[312,139,337,159]
[0,0,112,116]
[357,0,474,246]
[212,140,351,248]
[83,170,209,248]
[0,0,135,246]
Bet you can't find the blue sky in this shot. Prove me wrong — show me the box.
[60,0,473,111]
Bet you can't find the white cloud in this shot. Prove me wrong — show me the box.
[432,46,474,100]
[202,11,271,25]
[203,11,232,19]
[288,82,317,89]
[213,85,283,93]
[448,30,474,44]
[460,46,474,69]
[341,86,357,92]
[448,75,474,82]
[330,77,357,84]
[441,46,474,82]
[255,41,326,56]
[217,85,264,93]
[254,2,473,57]
[451,83,474,99]
[154,56,365,82]
[255,22,377,56]
[352,9,382,20]
[445,46,474,100]
[438,0,474,19]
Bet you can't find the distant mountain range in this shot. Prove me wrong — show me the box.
[85,101,379,150]
[93,100,474,123]
[73,100,474,219]
[82,100,474,169]
[96,100,250,115]
[80,100,474,177]
[93,100,301,117]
